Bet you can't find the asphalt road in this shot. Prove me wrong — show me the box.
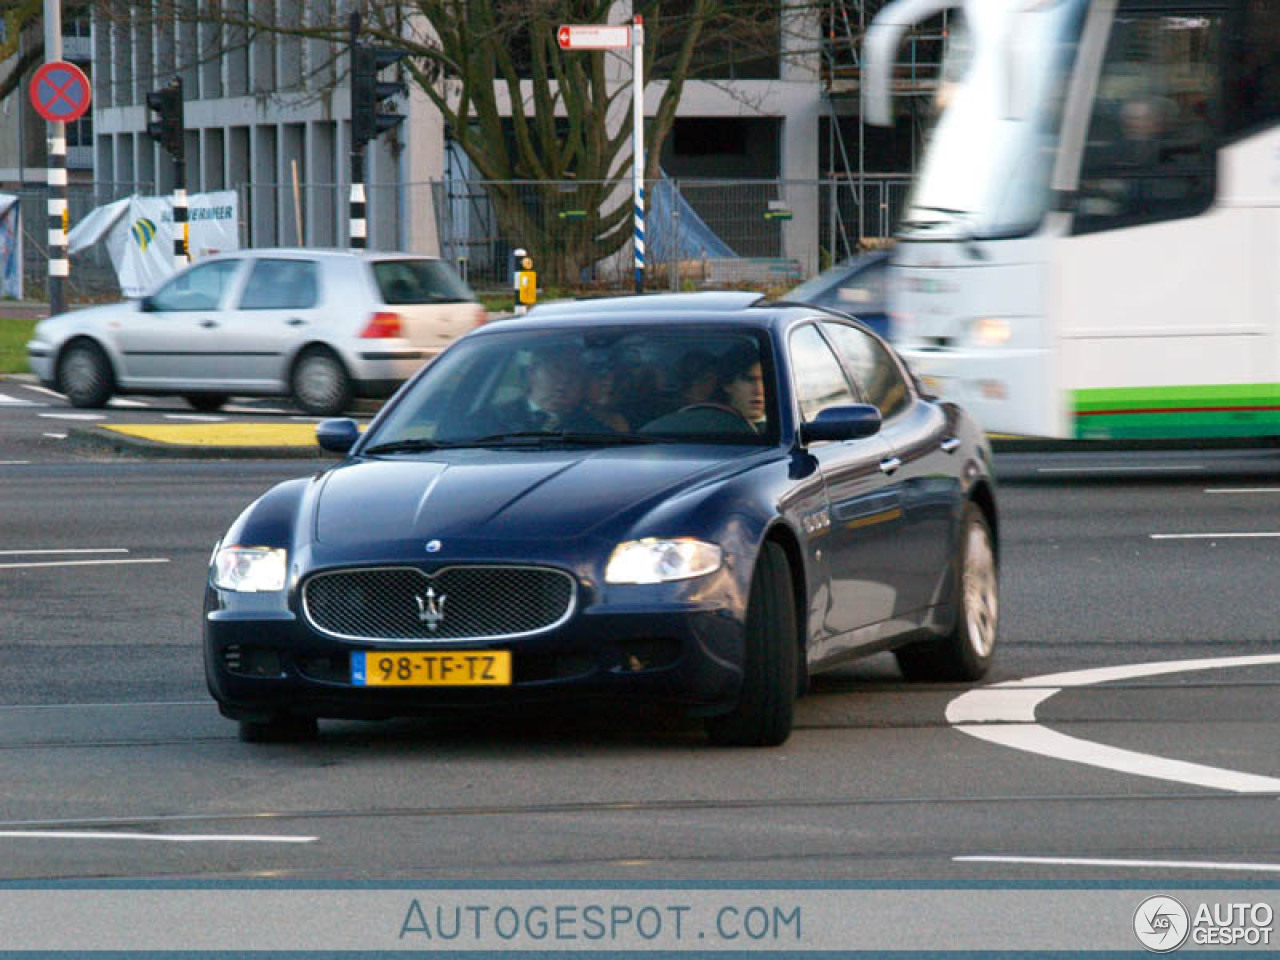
[2,411,1280,885]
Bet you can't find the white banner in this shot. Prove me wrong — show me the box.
[0,193,20,299]
[68,191,239,297]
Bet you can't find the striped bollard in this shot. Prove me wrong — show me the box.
[173,187,188,268]
[48,131,68,315]
[350,182,366,250]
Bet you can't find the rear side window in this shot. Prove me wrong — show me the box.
[238,259,319,310]
[372,260,474,305]
[822,322,912,420]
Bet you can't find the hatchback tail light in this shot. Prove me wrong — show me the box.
[360,312,402,339]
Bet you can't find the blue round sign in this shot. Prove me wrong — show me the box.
[30,60,92,123]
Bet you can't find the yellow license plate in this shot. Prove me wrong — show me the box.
[353,650,512,687]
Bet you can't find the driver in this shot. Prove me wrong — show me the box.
[478,343,615,434]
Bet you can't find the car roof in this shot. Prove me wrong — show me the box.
[481,291,835,335]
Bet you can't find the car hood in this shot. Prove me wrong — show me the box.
[311,447,755,545]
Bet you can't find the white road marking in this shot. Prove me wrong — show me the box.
[107,397,149,408]
[946,655,1280,794]
[42,432,67,439]
[1036,465,1204,474]
[1151,532,1280,540]
[0,460,31,465]
[1204,488,1280,494]
[225,404,290,414]
[163,413,225,422]
[0,548,129,556]
[956,856,1280,874]
[38,412,104,421]
[0,558,169,571]
[24,384,66,399]
[0,392,47,407]
[0,831,315,844]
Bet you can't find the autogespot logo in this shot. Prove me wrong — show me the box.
[1134,895,1190,952]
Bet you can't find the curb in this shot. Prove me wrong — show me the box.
[67,426,330,461]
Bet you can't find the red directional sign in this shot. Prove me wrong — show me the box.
[557,24,631,50]
[30,60,92,123]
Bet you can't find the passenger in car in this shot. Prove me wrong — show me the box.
[476,343,616,435]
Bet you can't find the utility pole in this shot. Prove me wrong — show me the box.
[43,0,66,316]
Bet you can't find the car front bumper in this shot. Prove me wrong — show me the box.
[204,593,746,723]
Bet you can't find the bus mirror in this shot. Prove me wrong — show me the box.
[863,0,965,127]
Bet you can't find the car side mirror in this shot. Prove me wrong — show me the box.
[316,418,360,454]
[138,296,155,313]
[800,404,882,444]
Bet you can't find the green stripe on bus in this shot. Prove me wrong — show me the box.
[1071,385,1280,439]
[1073,383,1280,412]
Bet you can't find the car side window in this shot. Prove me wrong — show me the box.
[789,324,856,423]
[238,259,320,310]
[149,260,240,312]
[822,322,911,420]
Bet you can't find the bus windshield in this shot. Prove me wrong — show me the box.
[905,0,1089,239]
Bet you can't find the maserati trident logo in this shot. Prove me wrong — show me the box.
[415,586,446,630]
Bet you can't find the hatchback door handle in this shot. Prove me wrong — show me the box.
[940,436,961,454]
[199,319,219,329]
[879,457,902,475]
[286,317,307,326]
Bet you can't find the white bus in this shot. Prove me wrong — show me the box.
[863,0,1280,439]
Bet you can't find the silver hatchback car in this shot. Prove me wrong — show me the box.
[26,249,488,415]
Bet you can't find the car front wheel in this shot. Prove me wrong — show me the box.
[705,540,797,747]
[291,347,352,416]
[895,501,998,682]
[57,340,114,408]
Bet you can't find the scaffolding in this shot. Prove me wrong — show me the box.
[820,0,951,259]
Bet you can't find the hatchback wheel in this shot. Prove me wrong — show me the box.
[238,714,318,743]
[705,541,797,747]
[291,347,352,416]
[57,340,114,408]
[895,501,998,682]
[185,394,227,412]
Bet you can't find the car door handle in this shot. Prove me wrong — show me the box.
[940,436,961,454]
[879,457,902,476]
[286,317,307,326]
[199,319,219,329]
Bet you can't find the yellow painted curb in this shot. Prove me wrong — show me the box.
[102,423,321,447]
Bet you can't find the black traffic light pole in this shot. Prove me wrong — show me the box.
[348,12,407,250]
[146,77,186,268]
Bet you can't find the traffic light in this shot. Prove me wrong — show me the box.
[146,78,184,161]
[351,44,407,148]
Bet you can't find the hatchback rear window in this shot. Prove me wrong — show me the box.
[372,259,475,305]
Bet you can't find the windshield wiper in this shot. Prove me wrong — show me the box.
[471,431,658,447]
[362,438,462,455]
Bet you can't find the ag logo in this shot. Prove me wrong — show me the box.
[1134,895,1190,952]
[131,217,157,251]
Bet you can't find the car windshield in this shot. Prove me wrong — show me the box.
[372,259,475,305]
[365,325,778,450]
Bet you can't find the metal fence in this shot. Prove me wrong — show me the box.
[23,175,912,298]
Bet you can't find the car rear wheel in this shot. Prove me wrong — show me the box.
[291,347,352,416]
[705,540,797,747]
[57,340,113,408]
[895,501,998,682]
[184,394,227,412]
[238,714,318,743]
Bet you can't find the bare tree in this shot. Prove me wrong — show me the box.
[102,0,799,283]
[1,0,92,101]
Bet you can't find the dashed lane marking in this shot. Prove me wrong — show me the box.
[946,655,1280,794]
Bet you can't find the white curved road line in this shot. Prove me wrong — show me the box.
[0,831,314,844]
[957,856,1280,873]
[946,655,1280,794]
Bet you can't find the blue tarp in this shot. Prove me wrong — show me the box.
[647,177,736,262]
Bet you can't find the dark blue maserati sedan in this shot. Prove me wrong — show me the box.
[204,292,998,746]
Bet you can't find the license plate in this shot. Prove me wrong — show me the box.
[352,650,512,687]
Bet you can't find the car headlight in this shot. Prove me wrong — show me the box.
[604,538,723,585]
[212,546,288,592]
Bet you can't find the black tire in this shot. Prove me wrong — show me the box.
[705,540,798,747]
[291,347,352,416]
[895,502,999,682]
[238,714,319,743]
[184,394,227,412]
[56,340,114,408]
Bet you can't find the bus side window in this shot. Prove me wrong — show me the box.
[1074,13,1223,236]
[1225,0,1280,135]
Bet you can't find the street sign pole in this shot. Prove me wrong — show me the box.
[43,0,65,316]
[632,15,644,295]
